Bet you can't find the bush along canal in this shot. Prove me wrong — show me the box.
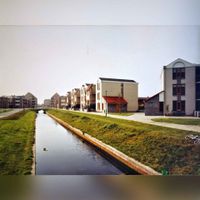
[35,110,138,175]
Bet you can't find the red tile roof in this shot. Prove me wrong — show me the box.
[103,96,127,104]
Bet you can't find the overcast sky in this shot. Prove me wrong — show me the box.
[0,1,200,103]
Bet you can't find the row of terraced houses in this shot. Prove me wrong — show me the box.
[44,58,200,116]
[44,77,139,113]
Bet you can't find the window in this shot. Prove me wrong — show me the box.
[159,102,163,112]
[196,100,200,111]
[181,101,185,112]
[172,84,185,96]
[97,103,100,110]
[172,68,185,80]
[196,83,200,99]
[173,101,177,111]
[196,67,200,82]
[97,92,100,100]
[173,100,185,112]
[97,82,100,90]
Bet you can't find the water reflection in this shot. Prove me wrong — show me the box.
[35,110,123,175]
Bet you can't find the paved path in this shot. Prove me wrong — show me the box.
[71,110,200,133]
[0,109,23,119]
[123,113,200,133]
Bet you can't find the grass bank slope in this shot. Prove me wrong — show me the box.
[0,111,36,175]
[48,109,200,175]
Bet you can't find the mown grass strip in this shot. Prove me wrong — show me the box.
[152,118,200,126]
[0,111,36,175]
[48,109,200,175]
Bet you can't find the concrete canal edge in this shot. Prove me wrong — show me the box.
[31,142,36,175]
[47,113,161,175]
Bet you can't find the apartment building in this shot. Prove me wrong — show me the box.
[24,92,38,108]
[163,58,200,116]
[145,58,200,116]
[66,92,71,109]
[71,88,80,110]
[43,99,51,107]
[0,93,38,109]
[96,77,138,113]
[85,84,96,111]
[0,97,9,108]
[51,93,60,108]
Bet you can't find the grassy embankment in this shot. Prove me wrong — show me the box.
[48,109,200,175]
[152,118,200,126]
[0,110,36,175]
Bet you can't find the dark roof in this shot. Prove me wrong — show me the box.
[99,77,136,83]
[145,91,164,102]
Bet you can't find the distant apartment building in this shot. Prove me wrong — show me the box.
[96,77,138,113]
[9,95,25,108]
[43,99,51,107]
[51,93,60,108]
[71,88,80,110]
[60,95,67,109]
[25,92,38,108]
[0,97,9,108]
[145,58,200,116]
[0,92,37,109]
[66,92,71,109]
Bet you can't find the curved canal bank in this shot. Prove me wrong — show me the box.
[47,112,160,175]
[35,111,137,175]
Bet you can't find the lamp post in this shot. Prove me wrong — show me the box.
[105,90,108,117]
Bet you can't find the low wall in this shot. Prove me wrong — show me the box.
[47,113,161,175]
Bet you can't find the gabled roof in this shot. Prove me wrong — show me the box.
[164,58,200,69]
[99,77,136,83]
[51,93,60,98]
[103,96,127,104]
[86,83,95,91]
[145,91,164,102]
[25,92,37,99]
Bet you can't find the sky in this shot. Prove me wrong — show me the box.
[0,1,200,104]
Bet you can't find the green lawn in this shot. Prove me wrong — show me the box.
[48,109,200,175]
[152,118,200,126]
[0,109,12,114]
[109,112,134,116]
[0,111,36,175]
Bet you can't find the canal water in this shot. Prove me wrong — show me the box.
[35,111,124,175]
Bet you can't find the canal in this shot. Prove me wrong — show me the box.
[35,111,128,175]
